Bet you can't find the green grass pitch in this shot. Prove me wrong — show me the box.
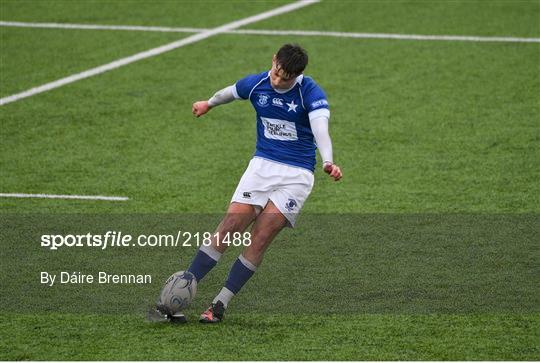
[0,0,539,360]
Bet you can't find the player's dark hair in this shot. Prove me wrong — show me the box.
[275,44,308,77]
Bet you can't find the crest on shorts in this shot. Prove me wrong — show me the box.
[257,93,270,107]
[285,198,297,212]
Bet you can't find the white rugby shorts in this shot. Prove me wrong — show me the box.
[230,157,314,227]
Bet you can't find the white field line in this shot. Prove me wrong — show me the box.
[0,0,318,106]
[234,28,540,43]
[0,20,205,33]
[2,20,540,43]
[0,193,128,201]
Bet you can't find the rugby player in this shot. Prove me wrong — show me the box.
[188,44,342,323]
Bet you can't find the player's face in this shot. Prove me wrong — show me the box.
[270,57,297,90]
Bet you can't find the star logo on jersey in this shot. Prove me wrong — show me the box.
[286,100,298,113]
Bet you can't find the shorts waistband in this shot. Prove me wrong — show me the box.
[252,156,314,175]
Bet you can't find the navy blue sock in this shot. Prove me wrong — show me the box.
[224,255,257,294]
[187,246,221,282]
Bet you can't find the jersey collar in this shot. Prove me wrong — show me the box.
[267,71,304,94]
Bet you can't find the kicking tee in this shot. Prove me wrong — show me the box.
[233,71,329,172]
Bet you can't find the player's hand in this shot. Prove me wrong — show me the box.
[323,162,342,181]
[192,100,211,117]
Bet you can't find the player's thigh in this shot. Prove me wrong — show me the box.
[244,201,288,255]
[221,202,258,231]
[212,202,258,253]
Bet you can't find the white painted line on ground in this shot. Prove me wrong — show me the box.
[232,28,540,43]
[0,20,205,33]
[0,193,129,201]
[2,20,539,43]
[0,0,318,106]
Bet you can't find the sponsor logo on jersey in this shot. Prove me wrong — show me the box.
[260,117,298,141]
[272,98,284,107]
[285,198,298,211]
[257,94,270,107]
[311,99,328,108]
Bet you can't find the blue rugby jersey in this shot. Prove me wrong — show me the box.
[233,71,330,172]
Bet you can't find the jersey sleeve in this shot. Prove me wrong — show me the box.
[234,72,267,100]
[303,79,330,119]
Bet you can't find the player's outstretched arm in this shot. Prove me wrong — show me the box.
[310,114,343,181]
[192,85,237,118]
